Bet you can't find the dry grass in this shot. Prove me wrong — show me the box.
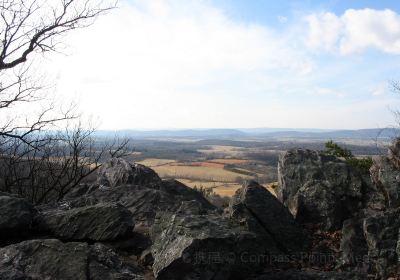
[152,164,250,182]
[178,179,277,197]
[137,159,177,167]
[198,145,245,157]
[137,157,276,197]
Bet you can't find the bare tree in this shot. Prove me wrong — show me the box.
[0,0,129,204]
[0,0,115,143]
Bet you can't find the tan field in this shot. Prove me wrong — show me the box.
[178,179,277,197]
[137,157,277,197]
[137,158,177,167]
[152,164,251,182]
[197,145,245,157]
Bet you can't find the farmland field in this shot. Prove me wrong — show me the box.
[130,138,382,198]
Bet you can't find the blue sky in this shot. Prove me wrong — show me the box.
[47,0,400,129]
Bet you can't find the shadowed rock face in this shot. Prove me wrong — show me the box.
[0,239,144,280]
[36,203,134,241]
[0,193,35,239]
[277,149,365,230]
[150,200,273,280]
[228,181,309,254]
[363,208,400,278]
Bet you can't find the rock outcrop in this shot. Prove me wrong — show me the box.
[1,144,399,280]
[97,157,162,187]
[367,138,400,210]
[59,160,215,227]
[363,208,400,277]
[277,149,364,230]
[36,203,134,241]
[228,181,309,254]
[0,239,143,280]
[150,200,270,280]
[0,193,35,239]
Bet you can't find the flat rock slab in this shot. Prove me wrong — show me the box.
[36,203,134,241]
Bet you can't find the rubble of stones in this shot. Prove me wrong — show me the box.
[1,139,400,280]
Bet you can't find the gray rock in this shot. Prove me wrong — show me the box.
[363,208,400,278]
[228,181,309,254]
[370,156,400,209]
[59,179,216,227]
[0,239,144,280]
[338,216,369,269]
[0,193,35,238]
[36,203,134,241]
[150,200,270,280]
[277,149,364,230]
[89,242,144,280]
[97,158,162,187]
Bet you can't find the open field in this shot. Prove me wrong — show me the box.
[138,156,277,197]
[131,137,383,197]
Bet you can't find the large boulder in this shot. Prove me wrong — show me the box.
[36,203,134,241]
[277,149,364,230]
[150,200,274,280]
[97,158,162,187]
[0,193,35,239]
[60,178,216,227]
[0,239,144,280]
[228,181,309,254]
[363,208,400,278]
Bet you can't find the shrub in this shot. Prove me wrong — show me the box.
[324,140,373,174]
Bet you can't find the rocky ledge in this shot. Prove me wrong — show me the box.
[0,141,400,279]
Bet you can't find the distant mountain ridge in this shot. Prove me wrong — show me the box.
[96,127,399,140]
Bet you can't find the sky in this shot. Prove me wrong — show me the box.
[45,0,400,130]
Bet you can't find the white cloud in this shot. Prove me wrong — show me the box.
[305,9,400,55]
[45,0,314,129]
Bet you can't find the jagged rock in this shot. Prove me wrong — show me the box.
[228,181,309,254]
[150,200,272,280]
[370,156,400,209]
[363,208,400,278]
[0,239,143,280]
[60,178,216,227]
[36,203,134,241]
[97,158,162,187]
[277,149,364,230]
[368,138,400,209]
[0,193,35,239]
[338,216,369,270]
[89,242,144,280]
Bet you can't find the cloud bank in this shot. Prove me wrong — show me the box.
[305,8,400,55]
[44,1,400,129]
